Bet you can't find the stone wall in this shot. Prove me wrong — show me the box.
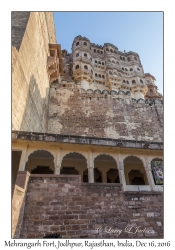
[48,85,163,142]
[20,175,163,238]
[12,12,56,132]
[12,172,30,238]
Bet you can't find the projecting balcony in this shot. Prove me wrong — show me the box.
[47,44,63,83]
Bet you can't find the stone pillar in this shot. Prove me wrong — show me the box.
[54,148,61,174]
[116,153,127,191]
[88,150,94,183]
[78,169,84,183]
[18,145,28,171]
[144,155,156,191]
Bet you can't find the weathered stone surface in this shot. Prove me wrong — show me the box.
[48,86,163,141]
[12,12,56,132]
[20,175,163,239]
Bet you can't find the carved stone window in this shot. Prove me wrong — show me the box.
[106,48,109,52]
[75,65,79,69]
[76,42,79,46]
[76,53,79,57]
[130,68,133,71]
[134,56,137,61]
[127,57,131,62]
[83,42,87,46]
[84,65,88,69]
[140,79,143,83]
[132,80,136,84]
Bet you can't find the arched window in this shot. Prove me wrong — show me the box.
[94,49,96,52]
[102,62,104,65]
[123,57,125,61]
[127,57,131,62]
[76,42,79,46]
[95,60,97,63]
[150,89,153,92]
[84,65,88,69]
[132,80,136,84]
[122,67,124,70]
[140,79,143,83]
[110,49,113,53]
[76,53,79,57]
[101,51,103,54]
[99,74,101,78]
[120,56,122,60]
[108,59,111,62]
[130,68,133,71]
[98,61,101,64]
[109,71,112,75]
[97,50,100,53]
[126,81,129,84]
[84,53,87,57]
[83,42,87,46]
[114,50,117,54]
[102,75,105,78]
[75,65,79,69]
[134,56,137,61]
[137,68,140,71]
[125,68,128,71]
[95,73,98,77]
[112,60,115,63]
[123,80,126,83]
[106,48,109,52]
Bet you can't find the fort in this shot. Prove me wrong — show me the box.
[12,12,163,239]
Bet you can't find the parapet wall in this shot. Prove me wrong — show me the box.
[48,84,163,141]
[20,175,163,238]
[12,12,56,132]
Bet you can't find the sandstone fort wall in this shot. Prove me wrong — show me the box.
[12,12,56,132]
[20,175,163,238]
[48,85,163,142]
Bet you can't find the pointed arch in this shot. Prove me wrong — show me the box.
[123,155,145,167]
[61,151,87,162]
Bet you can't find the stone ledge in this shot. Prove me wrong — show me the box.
[121,191,163,195]
[81,183,122,187]
[30,174,81,178]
